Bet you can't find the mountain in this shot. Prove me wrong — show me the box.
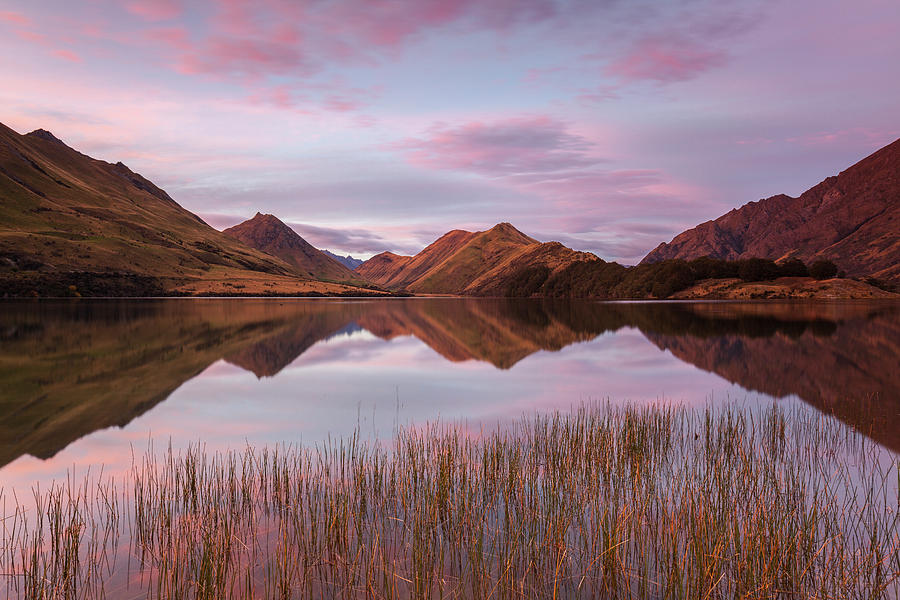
[356,222,596,294]
[0,123,378,296]
[322,249,364,270]
[642,139,900,281]
[222,213,366,284]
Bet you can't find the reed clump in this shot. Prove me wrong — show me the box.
[2,403,898,598]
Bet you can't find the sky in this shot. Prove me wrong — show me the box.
[1,0,898,262]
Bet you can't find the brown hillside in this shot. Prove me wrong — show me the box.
[0,122,374,296]
[356,222,592,295]
[356,229,478,289]
[642,138,900,281]
[223,212,365,284]
[354,251,413,285]
[463,241,599,296]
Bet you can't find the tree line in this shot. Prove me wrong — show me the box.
[505,256,841,299]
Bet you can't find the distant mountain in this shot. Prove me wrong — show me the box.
[642,138,900,281]
[0,122,376,296]
[322,249,364,270]
[223,213,366,284]
[356,222,596,294]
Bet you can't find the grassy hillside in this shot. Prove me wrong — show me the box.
[356,223,594,295]
[0,123,377,296]
[223,212,372,286]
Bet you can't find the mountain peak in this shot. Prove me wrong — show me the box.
[224,213,301,248]
[485,222,538,244]
[357,222,569,294]
[26,129,65,145]
[223,213,361,282]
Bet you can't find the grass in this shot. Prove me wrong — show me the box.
[1,403,898,599]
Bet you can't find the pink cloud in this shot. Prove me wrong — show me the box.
[16,29,46,44]
[241,80,375,113]
[395,116,602,177]
[53,49,82,62]
[128,0,567,115]
[147,26,191,51]
[0,10,29,25]
[577,85,620,104]
[606,36,725,83]
[12,26,84,64]
[176,36,310,78]
[127,0,182,22]
[392,115,711,262]
[324,95,364,113]
[785,127,900,148]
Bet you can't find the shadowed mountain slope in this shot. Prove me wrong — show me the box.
[223,213,366,284]
[642,139,900,281]
[0,123,374,296]
[357,223,596,294]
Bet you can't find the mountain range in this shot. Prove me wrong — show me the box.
[642,138,900,282]
[356,222,596,294]
[1,120,897,297]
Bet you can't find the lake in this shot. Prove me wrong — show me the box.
[1,297,899,597]
[1,297,898,486]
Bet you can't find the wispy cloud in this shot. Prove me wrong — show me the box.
[605,35,725,83]
[395,116,603,178]
[126,0,182,22]
[2,0,898,266]
[0,10,30,25]
[392,115,712,263]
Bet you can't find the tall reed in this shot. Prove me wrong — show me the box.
[1,403,898,598]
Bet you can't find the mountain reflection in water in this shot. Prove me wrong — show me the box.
[1,298,897,468]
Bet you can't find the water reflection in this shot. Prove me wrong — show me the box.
[1,298,898,470]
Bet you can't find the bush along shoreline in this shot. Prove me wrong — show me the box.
[505,256,898,298]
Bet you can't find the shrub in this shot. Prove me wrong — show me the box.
[505,265,551,297]
[737,258,780,282]
[778,258,809,277]
[809,259,838,280]
[688,257,739,280]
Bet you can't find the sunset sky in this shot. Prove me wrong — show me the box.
[2,0,898,262]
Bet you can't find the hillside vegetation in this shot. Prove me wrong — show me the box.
[0,123,377,296]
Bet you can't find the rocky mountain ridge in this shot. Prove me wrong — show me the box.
[642,138,900,282]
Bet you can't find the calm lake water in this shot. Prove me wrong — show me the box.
[1,297,898,491]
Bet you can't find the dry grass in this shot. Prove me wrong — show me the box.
[2,403,898,598]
